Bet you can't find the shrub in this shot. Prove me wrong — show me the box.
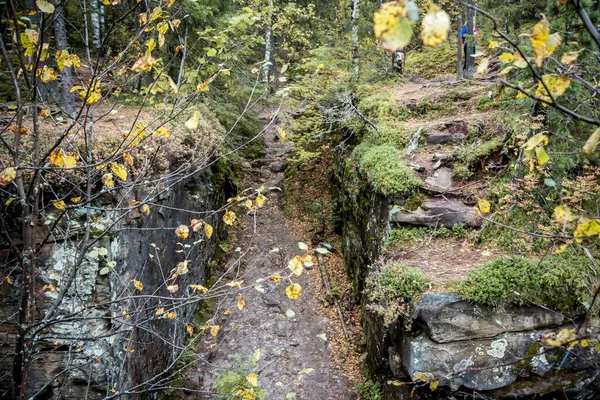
[453,253,599,313]
[213,353,266,400]
[353,379,383,400]
[366,263,430,326]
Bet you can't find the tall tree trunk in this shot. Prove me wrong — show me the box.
[53,0,76,116]
[351,0,360,81]
[465,0,475,75]
[262,0,274,84]
[90,0,102,51]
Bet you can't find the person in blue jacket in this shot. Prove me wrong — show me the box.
[461,24,480,69]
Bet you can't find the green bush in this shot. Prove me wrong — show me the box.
[366,263,430,326]
[352,144,421,197]
[453,253,599,313]
[353,379,383,400]
[213,353,266,400]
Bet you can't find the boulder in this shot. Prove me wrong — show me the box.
[413,293,566,343]
[390,199,480,227]
[426,133,467,145]
[425,167,453,189]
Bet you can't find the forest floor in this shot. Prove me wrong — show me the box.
[176,111,361,399]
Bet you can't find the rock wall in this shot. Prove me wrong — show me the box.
[334,158,600,399]
[0,169,225,398]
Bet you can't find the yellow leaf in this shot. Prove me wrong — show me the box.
[554,243,568,255]
[413,372,429,383]
[553,205,576,225]
[531,17,562,68]
[223,211,236,226]
[111,163,128,181]
[0,167,16,186]
[167,284,179,293]
[176,260,189,275]
[536,147,550,165]
[476,57,489,75]
[190,284,208,293]
[166,311,177,319]
[186,325,194,336]
[574,220,600,243]
[133,280,144,291]
[286,283,302,299]
[141,204,150,216]
[561,51,581,65]
[420,6,451,48]
[277,126,288,141]
[36,0,55,14]
[139,12,148,26]
[52,200,66,210]
[185,111,199,131]
[373,1,415,51]
[70,197,81,204]
[542,328,577,347]
[49,149,78,168]
[226,280,244,288]
[488,40,499,49]
[102,173,115,189]
[5,197,15,206]
[498,52,516,63]
[131,56,157,73]
[40,108,50,118]
[40,284,56,293]
[150,6,163,21]
[123,152,134,166]
[204,223,213,238]
[288,255,304,276]
[583,127,600,155]
[269,273,282,282]
[237,295,245,310]
[523,133,549,152]
[210,325,220,337]
[478,199,491,214]
[256,194,266,208]
[37,66,58,83]
[430,380,439,391]
[175,225,189,240]
[191,219,203,232]
[21,29,39,57]
[535,74,570,103]
[580,339,590,348]
[245,199,253,209]
[246,372,258,387]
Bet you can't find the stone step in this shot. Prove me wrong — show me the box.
[390,198,480,227]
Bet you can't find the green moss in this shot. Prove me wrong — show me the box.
[386,227,431,248]
[452,252,599,313]
[452,137,504,169]
[357,91,408,122]
[404,40,457,78]
[366,263,430,326]
[352,144,421,197]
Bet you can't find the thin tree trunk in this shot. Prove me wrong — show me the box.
[90,0,102,51]
[465,0,475,75]
[176,25,188,88]
[262,0,274,84]
[351,0,360,81]
[54,0,76,116]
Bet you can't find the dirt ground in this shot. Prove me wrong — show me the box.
[176,114,360,399]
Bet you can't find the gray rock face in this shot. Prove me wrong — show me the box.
[390,199,480,228]
[0,170,225,398]
[414,293,565,343]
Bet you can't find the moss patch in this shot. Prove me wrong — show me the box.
[351,144,420,198]
[452,252,599,313]
[365,263,430,327]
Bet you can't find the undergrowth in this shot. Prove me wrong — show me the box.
[366,263,430,327]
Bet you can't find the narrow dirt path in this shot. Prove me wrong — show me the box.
[178,117,356,399]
